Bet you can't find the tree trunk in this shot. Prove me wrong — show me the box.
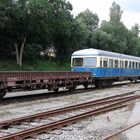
[19,36,27,67]
[14,43,20,66]
[14,36,27,67]
[48,56,51,63]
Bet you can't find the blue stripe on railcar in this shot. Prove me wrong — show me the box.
[72,67,140,77]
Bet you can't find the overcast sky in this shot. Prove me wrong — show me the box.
[68,0,140,29]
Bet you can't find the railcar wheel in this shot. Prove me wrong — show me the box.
[107,81,112,87]
[0,89,6,98]
[95,81,101,88]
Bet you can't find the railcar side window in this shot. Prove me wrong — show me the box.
[136,62,138,69]
[100,58,102,67]
[132,62,135,69]
[83,57,97,67]
[139,63,140,68]
[109,59,113,67]
[125,61,128,68]
[72,58,83,67]
[115,60,118,68]
[129,61,132,68]
[103,58,108,67]
[122,61,124,68]
[135,62,137,69]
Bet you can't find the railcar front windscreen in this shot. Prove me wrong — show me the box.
[72,58,83,66]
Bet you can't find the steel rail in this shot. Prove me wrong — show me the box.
[0,94,140,140]
[0,91,136,129]
[102,121,140,140]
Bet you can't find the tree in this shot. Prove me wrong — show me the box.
[75,9,99,49]
[90,29,112,50]
[131,23,140,36]
[0,0,81,65]
[46,0,74,62]
[76,9,99,32]
[0,0,54,66]
[94,2,128,53]
[110,2,123,23]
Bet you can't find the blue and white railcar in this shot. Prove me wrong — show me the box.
[71,48,140,87]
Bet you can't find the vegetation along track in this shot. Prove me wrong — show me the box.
[1,81,134,105]
[0,91,140,140]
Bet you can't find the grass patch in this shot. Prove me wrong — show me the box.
[0,59,71,71]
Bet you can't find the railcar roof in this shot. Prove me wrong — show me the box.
[72,48,140,61]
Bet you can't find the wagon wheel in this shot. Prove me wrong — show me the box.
[53,88,59,93]
[7,87,12,92]
[83,83,89,89]
[68,85,76,91]
[0,89,6,98]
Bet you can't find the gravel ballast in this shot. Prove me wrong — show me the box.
[0,82,140,139]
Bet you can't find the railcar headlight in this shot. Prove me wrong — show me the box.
[71,68,74,71]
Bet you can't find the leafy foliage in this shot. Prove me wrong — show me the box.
[0,1,140,69]
[110,2,123,23]
[76,9,99,32]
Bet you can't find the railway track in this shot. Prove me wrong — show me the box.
[0,87,95,105]
[0,91,140,140]
[0,81,134,105]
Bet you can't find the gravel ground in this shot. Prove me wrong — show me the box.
[0,82,140,139]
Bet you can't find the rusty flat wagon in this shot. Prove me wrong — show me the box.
[0,71,92,98]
